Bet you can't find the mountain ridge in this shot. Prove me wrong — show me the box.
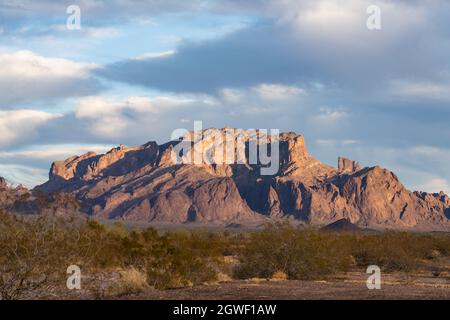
[2,128,449,231]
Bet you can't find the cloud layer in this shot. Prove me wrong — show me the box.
[0,109,61,147]
[0,50,102,106]
[0,0,450,193]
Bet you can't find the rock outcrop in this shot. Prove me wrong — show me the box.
[338,157,361,173]
[24,129,450,230]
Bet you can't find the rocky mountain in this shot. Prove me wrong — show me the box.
[0,177,79,216]
[0,178,30,210]
[3,129,450,231]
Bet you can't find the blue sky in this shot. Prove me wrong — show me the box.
[0,0,450,195]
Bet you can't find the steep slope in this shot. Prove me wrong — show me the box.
[30,129,450,230]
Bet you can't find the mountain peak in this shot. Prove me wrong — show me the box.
[15,130,449,231]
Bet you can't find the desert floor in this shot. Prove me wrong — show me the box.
[124,272,450,300]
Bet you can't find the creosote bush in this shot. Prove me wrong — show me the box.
[234,223,353,280]
[1,210,449,299]
[234,225,450,280]
[0,210,227,298]
[350,232,450,271]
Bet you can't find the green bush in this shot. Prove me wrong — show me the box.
[234,224,353,280]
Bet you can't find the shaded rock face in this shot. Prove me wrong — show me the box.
[33,129,450,231]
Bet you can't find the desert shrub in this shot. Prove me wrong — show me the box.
[234,226,450,279]
[2,208,449,299]
[113,267,149,296]
[0,211,129,299]
[351,234,415,271]
[142,231,226,289]
[431,235,450,256]
[69,225,227,289]
[351,232,450,272]
[0,211,228,298]
[0,211,77,299]
[234,224,353,280]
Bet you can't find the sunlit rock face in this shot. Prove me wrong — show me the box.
[22,128,450,231]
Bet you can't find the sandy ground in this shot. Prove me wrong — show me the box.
[127,272,450,300]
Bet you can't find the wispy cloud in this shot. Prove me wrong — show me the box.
[0,50,102,105]
[252,84,305,100]
[0,109,61,147]
[389,79,450,102]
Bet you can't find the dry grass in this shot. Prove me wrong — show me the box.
[113,267,149,296]
[271,271,288,281]
[215,272,233,283]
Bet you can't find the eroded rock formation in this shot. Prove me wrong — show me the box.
[10,128,450,230]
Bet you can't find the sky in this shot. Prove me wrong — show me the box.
[0,0,450,194]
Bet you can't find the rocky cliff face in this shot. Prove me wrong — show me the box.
[29,129,450,230]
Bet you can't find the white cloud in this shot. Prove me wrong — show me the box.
[75,96,144,138]
[133,50,176,61]
[219,84,305,105]
[0,144,112,161]
[253,83,305,100]
[74,95,197,138]
[0,0,202,20]
[75,95,193,118]
[310,107,349,125]
[0,110,61,147]
[408,145,450,157]
[75,96,124,118]
[0,164,48,188]
[50,25,123,39]
[389,79,450,101]
[0,50,99,105]
[292,0,364,32]
[315,139,358,147]
[79,27,122,39]
[259,0,429,44]
[94,115,130,138]
[421,178,450,195]
[221,88,244,103]
[0,50,94,78]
